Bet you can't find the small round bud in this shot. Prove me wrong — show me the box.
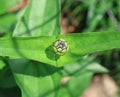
[53,39,69,55]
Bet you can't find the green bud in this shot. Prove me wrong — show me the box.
[53,39,69,56]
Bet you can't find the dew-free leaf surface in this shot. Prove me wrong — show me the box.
[0,32,120,67]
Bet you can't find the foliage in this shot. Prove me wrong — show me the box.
[0,0,120,97]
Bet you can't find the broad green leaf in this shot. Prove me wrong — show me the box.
[9,58,94,97]
[0,32,120,67]
[9,59,62,97]
[13,0,61,36]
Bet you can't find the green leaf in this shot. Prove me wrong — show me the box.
[13,0,61,36]
[57,32,120,66]
[0,32,120,67]
[9,58,94,97]
[64,58,108,75]
[0,36,57,66]
[9,59,61,97]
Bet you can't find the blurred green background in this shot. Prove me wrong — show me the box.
[61,0,120,96]
[61,0,120,81]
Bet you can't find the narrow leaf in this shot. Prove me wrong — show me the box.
[0,36,57,66]
[0,32,120,67]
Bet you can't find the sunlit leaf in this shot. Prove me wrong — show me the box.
[0,32,120,67]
